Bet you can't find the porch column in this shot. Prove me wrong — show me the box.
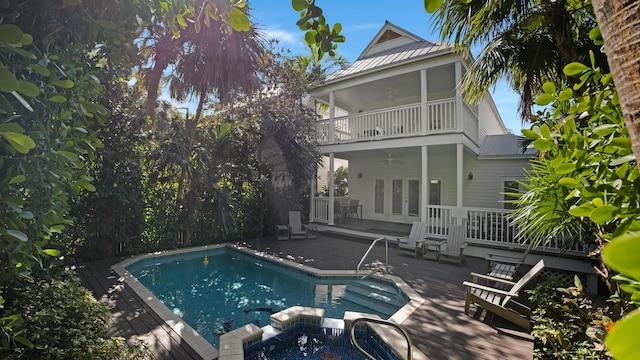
[455,62,463,132]
[329,91,335,142]
[420,69,428,135]
[421,145,428,223]
[328,153,335,225]
[309,168,315,222]
[455,143,464,225]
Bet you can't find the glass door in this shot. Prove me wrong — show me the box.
[390,178,420,222]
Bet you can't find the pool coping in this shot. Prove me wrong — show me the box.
[112,243,425,360]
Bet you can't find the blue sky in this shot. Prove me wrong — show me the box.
[248,0,524,134]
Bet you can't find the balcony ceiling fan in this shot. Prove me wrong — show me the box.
[378,152,403,166]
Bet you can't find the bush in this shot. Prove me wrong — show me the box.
[0,273,150,360]
[529,275,613,359]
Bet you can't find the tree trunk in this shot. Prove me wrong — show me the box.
[592,0,640,163]
[145,60,164,124]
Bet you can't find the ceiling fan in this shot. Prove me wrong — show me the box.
[378,153,403,166]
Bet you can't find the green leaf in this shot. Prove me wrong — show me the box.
[555,163,576,175]
[520,128,539,140]
[0,67,19,92]
[42,249,60,257]
[605,233,640,279]
[611,154,636,166]
[0,24,23,44]
[558,88,573,102]
[48,95,67,103]
[58,150,80,163]
[76,179,96,192]
[5,229,28,242]
[53,79,74,89]
[607,309,640,360]
[17,81,39,97]
[1,131,36,153]
[305,30,317,44]
[229,7,250,31]
[542,82,555,94]
[292,0,309,11]
[589,205,618,224]
[29,64,50,77]
[11,91,33,111]
[535,93,555,106]
[9,174,26,184]
[564,62,590,76]
[558,177,578,187]
[424,0,443,13]
[533,138,553,151]
[568,205,594,217]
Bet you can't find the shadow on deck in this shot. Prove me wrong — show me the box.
[77,230,535,360]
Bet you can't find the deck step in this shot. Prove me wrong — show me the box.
[339,280,407,317]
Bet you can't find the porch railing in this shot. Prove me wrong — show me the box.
[427,205,588,252]
[316,99,459,144]
[312,196,350,223]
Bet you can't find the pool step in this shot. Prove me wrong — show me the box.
[340,280,407,317]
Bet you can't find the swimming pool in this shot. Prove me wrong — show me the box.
[114,244,424,359]
[124,246,405,347]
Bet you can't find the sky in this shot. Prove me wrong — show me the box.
[248,0,524,134]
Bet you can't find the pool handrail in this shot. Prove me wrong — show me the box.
[356,237,389,278]
[350,317,413,360]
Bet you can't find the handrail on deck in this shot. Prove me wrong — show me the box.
[356,237,388,278]
[350,317,413,360]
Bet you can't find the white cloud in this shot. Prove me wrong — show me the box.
[262,28,303,46]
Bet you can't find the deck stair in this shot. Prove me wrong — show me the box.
[340,279,407,317]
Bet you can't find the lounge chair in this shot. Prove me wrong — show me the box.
[463,259,545,330]
[288,211,309,240]
[485,246,531,281]
[396,221,428,258]
[438,223,467,265]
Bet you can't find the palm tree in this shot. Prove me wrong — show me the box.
[169,17,266,148]
[433,0,604,121]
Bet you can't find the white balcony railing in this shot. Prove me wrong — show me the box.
[316,99,459,144]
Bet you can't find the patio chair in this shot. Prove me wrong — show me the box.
[396,221,428,258]
[463,259,545,330]
[485,246,531,281]
[346,199,360,220]
[438,223,467,265]
[288,211,309,240]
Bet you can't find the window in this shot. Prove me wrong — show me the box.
[429,179,441,205]
[374,179,385,214]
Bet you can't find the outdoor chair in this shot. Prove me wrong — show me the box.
[396,221,428,258]
[288,211,309,240]
[463,259,545,330]
[485,246,531,281]
[438,222,467,265]
[346,199,360,220]
[333,200,345,223]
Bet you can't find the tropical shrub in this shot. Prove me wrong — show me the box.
[0,273,150,360]
[529,275,613,359]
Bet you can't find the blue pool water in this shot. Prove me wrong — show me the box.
[126,247,399,347]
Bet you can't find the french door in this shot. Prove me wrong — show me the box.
[373,177,419,223]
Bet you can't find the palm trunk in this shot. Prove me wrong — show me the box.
[592,0,640,163]
[145,60,164,125]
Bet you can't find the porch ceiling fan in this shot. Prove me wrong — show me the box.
[378,153,403,166]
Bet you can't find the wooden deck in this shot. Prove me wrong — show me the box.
[77,231,535,360]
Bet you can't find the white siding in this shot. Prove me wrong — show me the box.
[463,157,532,208]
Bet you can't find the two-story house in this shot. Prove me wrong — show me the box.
[306,22,597,291]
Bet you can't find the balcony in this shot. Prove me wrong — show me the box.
[315,98,478,145]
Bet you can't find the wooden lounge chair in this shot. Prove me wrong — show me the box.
[438,223,467,265]
[485,246,531,281]
[464,259,545,330]
[288,211,309,240]
[396,221,428,258]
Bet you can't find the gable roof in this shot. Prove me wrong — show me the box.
[324,21,452,83]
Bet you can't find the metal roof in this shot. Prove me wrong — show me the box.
[479,134,537,157]
[324,40,452,82]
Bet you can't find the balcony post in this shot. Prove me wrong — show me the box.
[420,69,428,134]
[455,62,463,132]
[328,152,335,225]
[329,91,335,142]
[421,145,428,223]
